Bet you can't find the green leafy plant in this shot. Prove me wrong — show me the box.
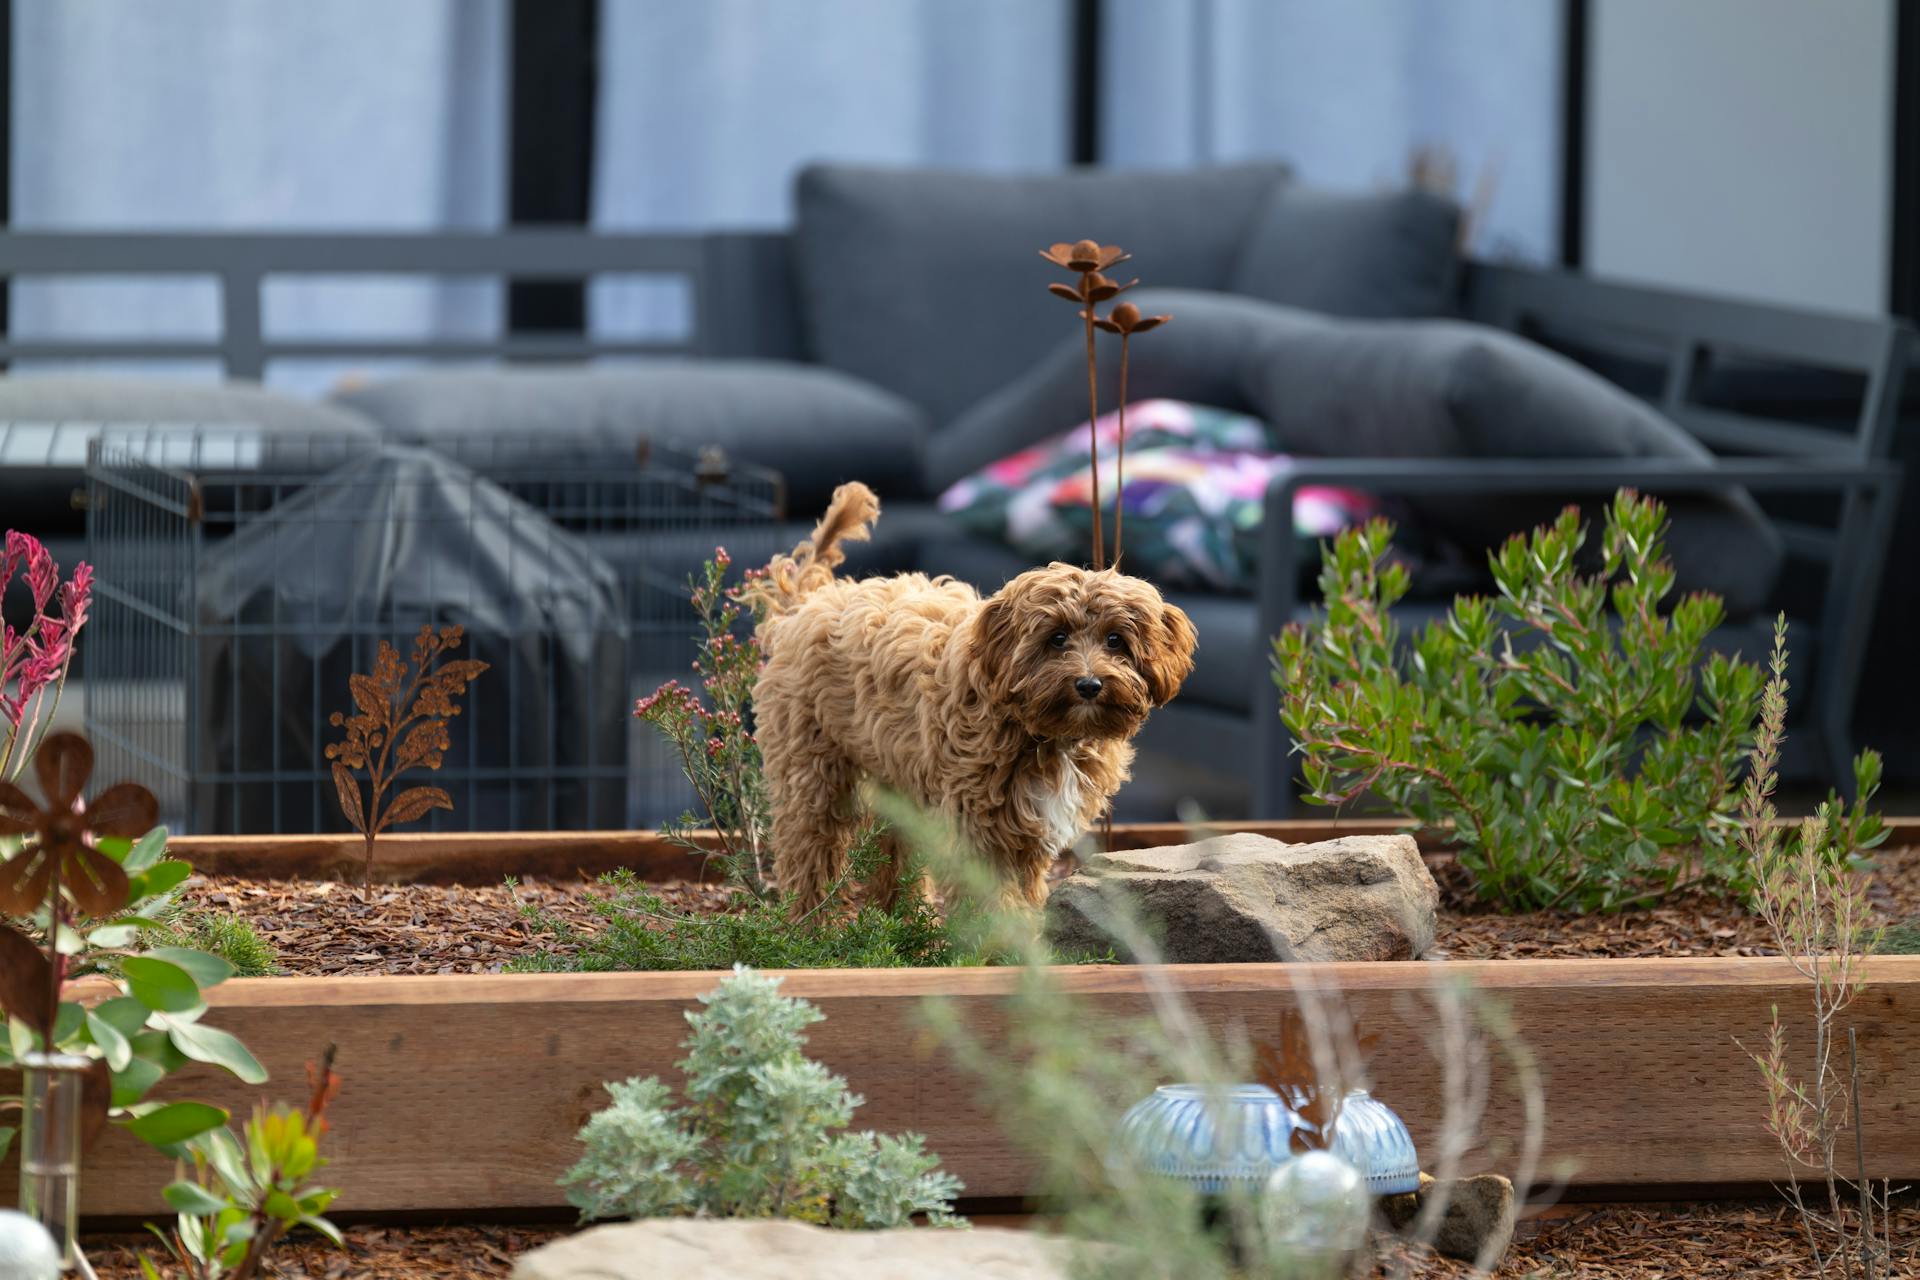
[633,547,772,897]
[509,857,991,975]
[1740,619,1902,1279]
[1271,490,1878,912]
[561,964,962,1228]
[150,911,281,979]
[326,624,488,891]
[0,736,265,1162]
[142,1049,343,1279]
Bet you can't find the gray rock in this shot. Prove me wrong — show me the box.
[1046,832,1439,963]
[1378,1171,1516,1265]
[512,1220,1085,1280]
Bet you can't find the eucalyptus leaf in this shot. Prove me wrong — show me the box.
[110,1054,167,1107]
[159,1014,267,1084]
[88,924,139,949]
[144,946,235,990]
[129,1028,190,1074]
[0,1125,14,1161]
[120,955,203,1013]
[125,1101,228,1150]
[52,1001,84,1045]
[87,1010,133,1071]
[93,995,154,1038]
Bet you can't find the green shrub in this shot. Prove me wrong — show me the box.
[509,821,1005,972]
[560,964,962,1228]
[1272,490,1882,912]
[154,911,282,978]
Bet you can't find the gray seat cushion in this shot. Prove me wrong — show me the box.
[1232,186,1462,319]
[935,288,1784,619]
[333,361,933,510]
[0,375,381,532]
[793,162,1290,426]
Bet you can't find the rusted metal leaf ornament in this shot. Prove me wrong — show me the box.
[325,625,487,890]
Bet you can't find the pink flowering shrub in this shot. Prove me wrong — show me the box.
[1,531,93,782]
[635,548,775,896]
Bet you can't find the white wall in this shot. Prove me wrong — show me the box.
[1586,0,1894,315]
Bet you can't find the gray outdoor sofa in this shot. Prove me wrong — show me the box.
[0,162,1909,819]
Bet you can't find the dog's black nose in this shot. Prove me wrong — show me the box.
[1074,675,1104,701]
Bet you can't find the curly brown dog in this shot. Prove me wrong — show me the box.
[746,481,1197,915]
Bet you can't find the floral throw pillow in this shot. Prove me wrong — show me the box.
[937,399,1377,593]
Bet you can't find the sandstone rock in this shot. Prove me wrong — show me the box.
[1378,1171,1516,1265]
[511,1219,1083,1280]
[1046,832,1438,963]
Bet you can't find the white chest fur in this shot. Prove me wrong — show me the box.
[1024,751,1088,854]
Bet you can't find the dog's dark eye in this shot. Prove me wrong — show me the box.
[1048,630,1069,650]
[1104,632,1125,651]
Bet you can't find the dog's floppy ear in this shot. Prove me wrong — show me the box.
[1141,600,1197,706]
[970,589,1025,703]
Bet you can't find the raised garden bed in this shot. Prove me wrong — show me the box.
[9,821,1916,1223]
[15,953,1920,1218]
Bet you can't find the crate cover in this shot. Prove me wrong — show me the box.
[192,446,629,832]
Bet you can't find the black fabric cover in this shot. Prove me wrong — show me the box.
[191,447,628,833]
[334,361,934,508]
[934,289,1784,619]
[793,161,1290,426]
[1231,186,1462,319]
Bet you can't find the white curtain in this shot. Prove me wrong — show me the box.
[10,0,506,392]
[1104,0,1564,263]
[589,0,1070,337]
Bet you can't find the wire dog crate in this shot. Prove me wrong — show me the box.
[84,425,783,835]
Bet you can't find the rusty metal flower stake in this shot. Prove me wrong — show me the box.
[1042,240,1170,571]
[0,733,156,1046]
[1093,301,1171,566]
[1042,240,1133,570]
[325,625,488,892]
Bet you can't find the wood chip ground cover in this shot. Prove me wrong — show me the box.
[81,1201,1920,1277]
[171,846,1920,975]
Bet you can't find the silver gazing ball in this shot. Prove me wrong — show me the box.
[1262,1149,1372,1278]
[0,1210,62,1280]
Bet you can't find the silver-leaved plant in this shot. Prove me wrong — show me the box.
[560,964,963,1228]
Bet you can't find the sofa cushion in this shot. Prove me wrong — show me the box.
[1232,187,1462,319]
[333,361,933,510]
[938,398,1378,593]
[933,288,1784,618]
[793,162,1289,427]
[0,375,381,532]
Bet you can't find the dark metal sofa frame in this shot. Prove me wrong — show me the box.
[0,231,1909,819]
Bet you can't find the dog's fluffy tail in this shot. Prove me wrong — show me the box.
[744,481,880,616]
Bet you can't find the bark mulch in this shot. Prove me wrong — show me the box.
[173,846,1920,976]
[1377,1200,1920,1277]
[80,1202,1920,1277]
[84,1224,565,1279]
[181,875,735,976]
[1432,844,1920,961]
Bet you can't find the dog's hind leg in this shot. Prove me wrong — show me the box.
[767,742,862,917]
